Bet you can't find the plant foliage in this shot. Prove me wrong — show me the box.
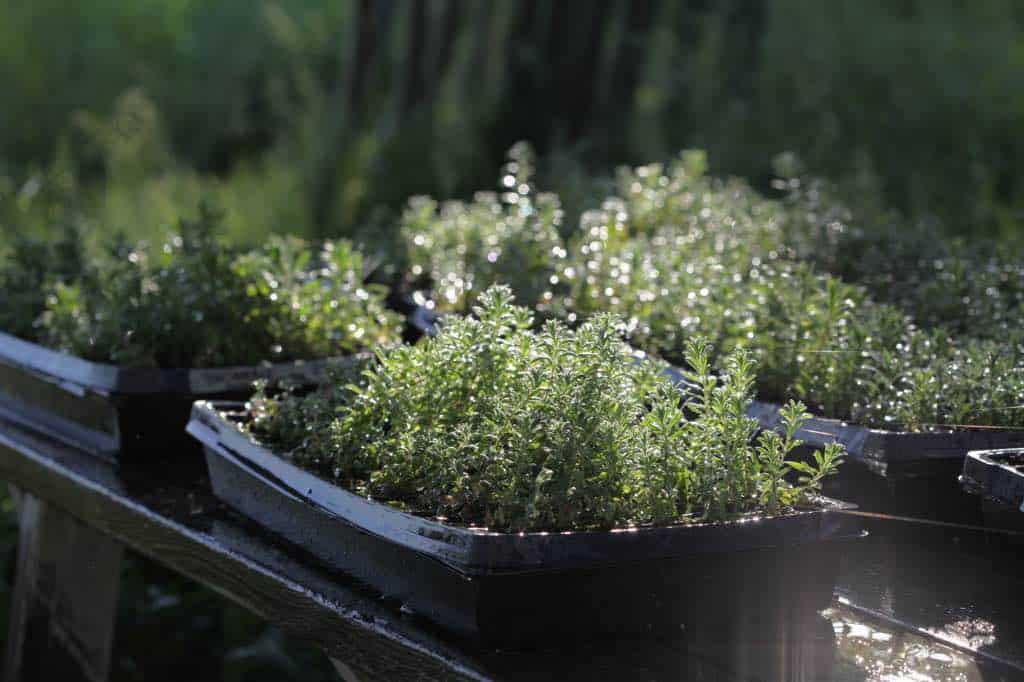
[400,143,567,315]
[29,203,400,367]
[557,153,1024,430]
[0,228,86,341]
[251,286,842,533]
[777,165,1024,342]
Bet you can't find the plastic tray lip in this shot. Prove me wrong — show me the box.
[968,447,1024,465]
[188,400,858,576]
[748,400,1024,468]
[406,305,439,337]
[0,330,367,397]
[0,391,120,462]
[962,448,1024,507]
[638,358,1024,466]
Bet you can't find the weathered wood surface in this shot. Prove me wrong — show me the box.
[0,418,488,681]
[3,490,123,682]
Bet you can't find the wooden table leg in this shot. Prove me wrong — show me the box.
[4,490,123,682]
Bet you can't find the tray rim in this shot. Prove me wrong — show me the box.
[0,331,368,397]
[962,448,1024,509]
[748,400,1024,471]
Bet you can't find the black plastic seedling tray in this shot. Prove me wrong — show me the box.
[0,331,362,465]
[962,449,1024,533]
[748,401,1024,479]
[188,401,863,644]
[405,304,438,339]
[385,289,439,342]
[962,449,1024,508]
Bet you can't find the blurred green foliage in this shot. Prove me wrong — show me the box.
[2,0,1023,243]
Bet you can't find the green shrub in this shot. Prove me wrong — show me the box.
[35,203,400,367]
[560,152,810,381]
[400,144,567,315]
[0,228,86,341]
[748,0,1024,239]
[5,1,1024,243]
[776,164,1024,341]
[1,89,315,250]
[560,152,1024,431]
[853,330,1024,431]
[250,285,843,532]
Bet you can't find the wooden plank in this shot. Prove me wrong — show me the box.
[4,490,123,682]
[0,418,488,681]
[331,657,363,682]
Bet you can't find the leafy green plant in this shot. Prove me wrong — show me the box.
[776,162,1024,341]
[560,151,1024,431]
[251,285,842,532]
[852,329,1024,431]
[400,143,567,315]
[0,227,85,341]
[35,203,400,367]
[556,151,793,358]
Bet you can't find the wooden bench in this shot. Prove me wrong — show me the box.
[0,418,492,681]
[4,413,1024,681]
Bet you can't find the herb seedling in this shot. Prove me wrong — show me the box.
[252,286,843,532]
[560,151,1024,431]
[401,143,567,315]
[35,203,400,367]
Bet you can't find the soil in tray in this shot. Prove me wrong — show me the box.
[988,451,1024,468]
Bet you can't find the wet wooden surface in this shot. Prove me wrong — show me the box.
[0,417,487,681]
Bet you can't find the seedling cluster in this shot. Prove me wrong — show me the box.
[2,204,400,367]
[6,144,1022,534]
[252,286,842,532]
[400,143,566,315]
[399,148,1024,430]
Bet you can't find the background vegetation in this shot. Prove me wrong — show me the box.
[3,0,1023,247]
